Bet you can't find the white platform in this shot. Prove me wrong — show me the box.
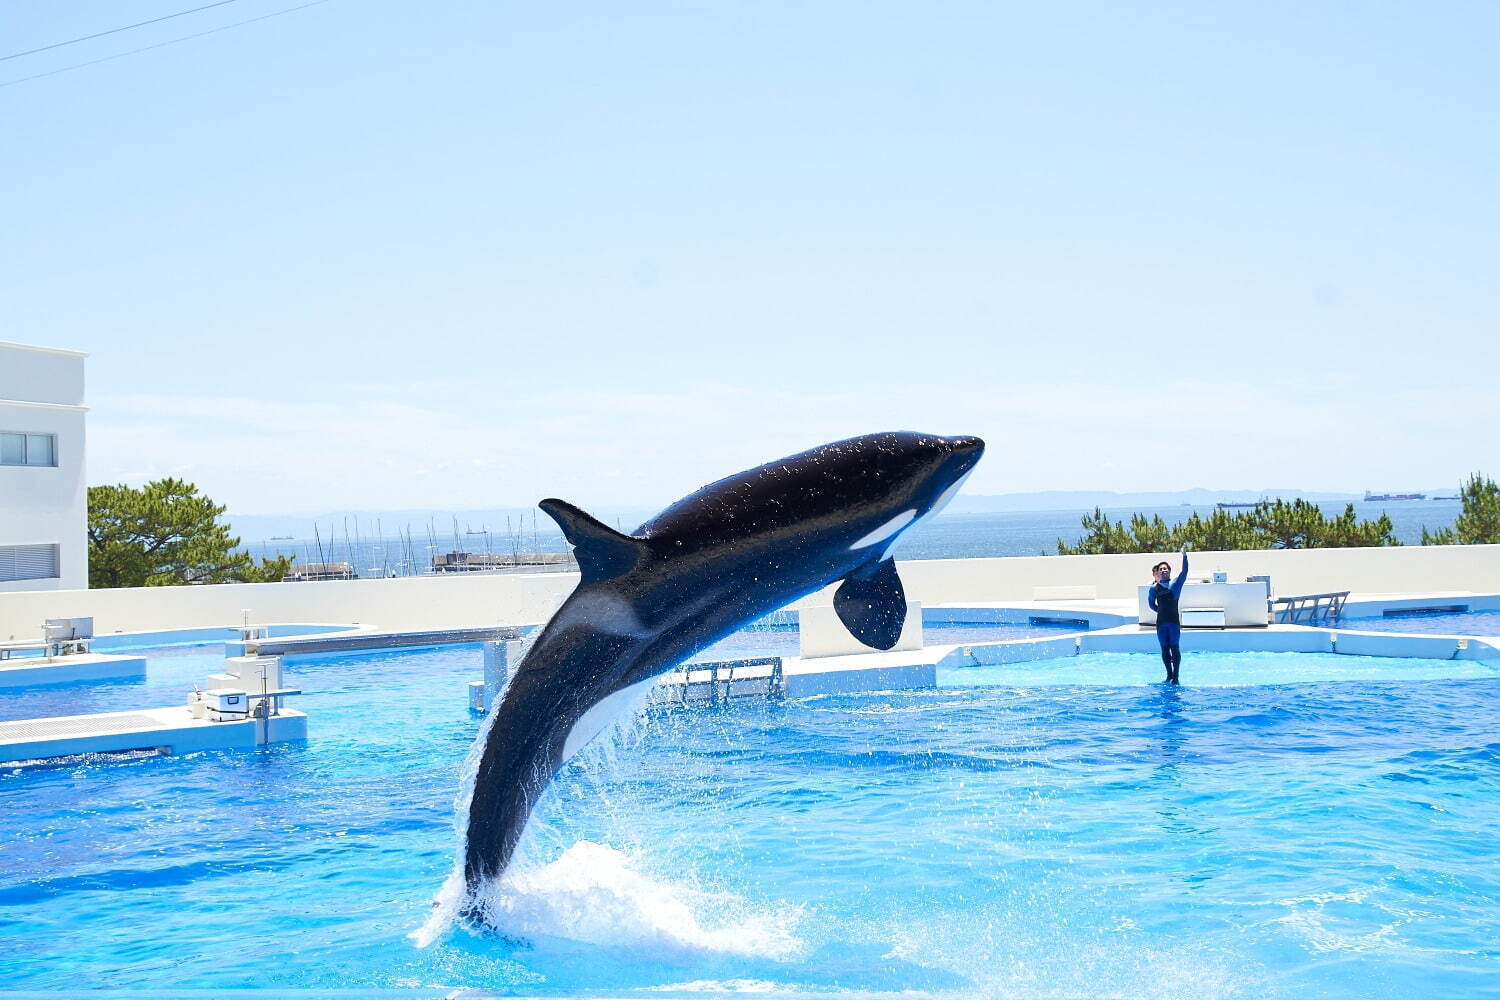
[0,705,307,763]
[0,653,147,688]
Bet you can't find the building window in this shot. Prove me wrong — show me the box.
[0,431,56,467]
[0,544,60,582]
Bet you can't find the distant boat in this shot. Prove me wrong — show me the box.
[1215,501,1261,509]
[269,535,293,540]
[1431,495,1459,501]
[1364,491,1425,501]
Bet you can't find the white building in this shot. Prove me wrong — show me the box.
[0,342,88,591]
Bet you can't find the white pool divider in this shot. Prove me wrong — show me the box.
[0,652,147,689]
[0,652,306,764]
[471,639,526,714]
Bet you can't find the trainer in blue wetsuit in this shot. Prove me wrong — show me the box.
[1148,547,1189,684]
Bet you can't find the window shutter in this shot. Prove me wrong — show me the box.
[0,544,60,582]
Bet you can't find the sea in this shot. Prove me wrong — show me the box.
[241,498,1464,578]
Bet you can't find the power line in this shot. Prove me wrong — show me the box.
[1,1,242,62]
[0,0,330,90]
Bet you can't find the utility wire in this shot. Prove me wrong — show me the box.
[0,0,329,90]
[1,1,241,62]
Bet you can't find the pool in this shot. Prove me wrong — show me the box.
[3,644,1498,997]
[1338,608,1500,637]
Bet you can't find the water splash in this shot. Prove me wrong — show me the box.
[415,628,539,947]
[459,841,804,960]
[413,624,741,951]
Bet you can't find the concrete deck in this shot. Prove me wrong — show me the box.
[0,705,307,763]
[235,624,527,658]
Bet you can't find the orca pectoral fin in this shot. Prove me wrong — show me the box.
[834,558,908,650]
[539,498,646,583]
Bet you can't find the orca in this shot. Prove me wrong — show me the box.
[461,430,984,893]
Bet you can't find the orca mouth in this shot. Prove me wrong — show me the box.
[922,435,984,522]
[944,434,985,476]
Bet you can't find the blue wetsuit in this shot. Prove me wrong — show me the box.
[1148,552,1188,683]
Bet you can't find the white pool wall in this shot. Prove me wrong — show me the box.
[0,544,1496,638]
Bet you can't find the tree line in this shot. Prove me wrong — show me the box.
[1057,473,1499,555]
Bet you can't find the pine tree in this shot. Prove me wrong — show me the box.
[88,478,293,588]
[1422,473,1500,545]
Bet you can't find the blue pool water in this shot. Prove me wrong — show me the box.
[1339,609,1500,637]
[691,618,1083,662]
[3,644,1499,998]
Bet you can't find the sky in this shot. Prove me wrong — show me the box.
[3,1,1497,516]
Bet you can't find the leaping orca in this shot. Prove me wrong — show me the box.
[461,430,984,894]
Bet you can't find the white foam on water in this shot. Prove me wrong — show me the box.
[414,621,773,952]
[459,841,805,961]
[414,627,540,949]
[642,980,786,993]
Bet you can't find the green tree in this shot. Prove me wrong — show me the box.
[1318,503,1399,548]
[1422,473,1500,545]
[1057,497,1400,554]
[1057,507,1135,554]
[1126,512,1175,552]
[1252,499,1326,549]
[1175,507,1267,552]
[88,478,293,588]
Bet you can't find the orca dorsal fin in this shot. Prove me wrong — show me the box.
[834,557,909,650]
[539,498,646,583]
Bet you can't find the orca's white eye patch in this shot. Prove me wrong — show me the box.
[849,509,918,550]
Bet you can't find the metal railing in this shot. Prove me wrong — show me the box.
[1270,591,1350,624]
[652,656,785,706]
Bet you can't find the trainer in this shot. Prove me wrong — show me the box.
[1148,545,1189,684]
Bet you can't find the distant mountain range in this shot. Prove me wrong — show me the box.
[226,488,1455,543]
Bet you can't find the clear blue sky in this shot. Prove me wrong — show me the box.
[4,1,1496,515]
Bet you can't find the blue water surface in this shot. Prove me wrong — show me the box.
[2,643,1498,999]
[691,619,1080,662]
[1339,609,1500,637]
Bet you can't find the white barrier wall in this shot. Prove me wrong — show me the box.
[876,543,1500,607]
[1,543,1496,640]
[0,572,577,640]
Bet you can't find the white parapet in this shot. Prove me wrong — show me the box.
[798,603,923,659]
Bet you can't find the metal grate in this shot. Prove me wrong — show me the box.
[0,713,163,742]
[1384,605,1467,617]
